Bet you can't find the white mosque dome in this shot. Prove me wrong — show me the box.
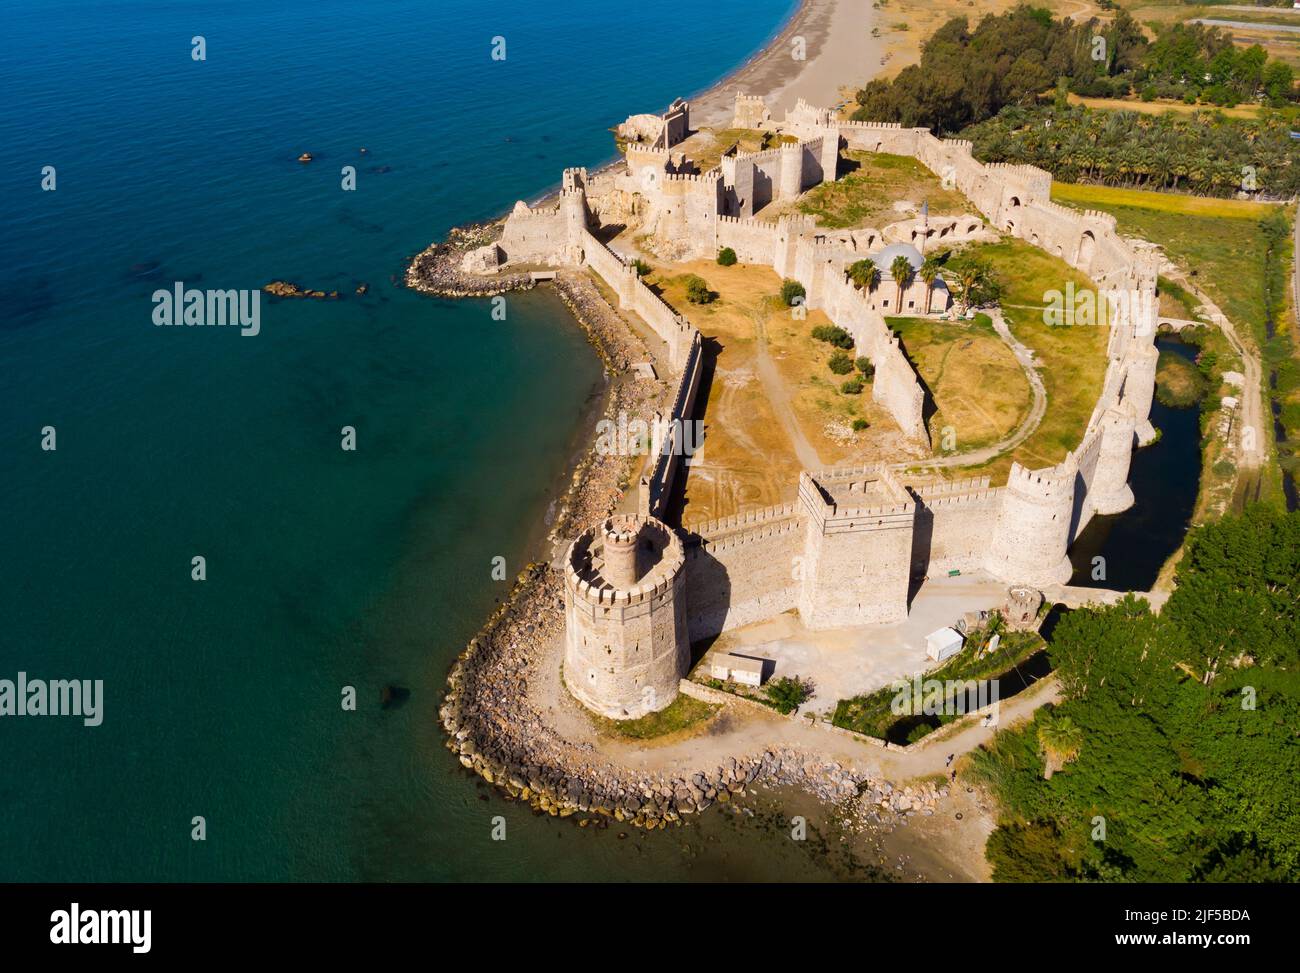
[871,243,924,272]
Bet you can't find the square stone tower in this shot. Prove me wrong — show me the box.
[796,468,914,628]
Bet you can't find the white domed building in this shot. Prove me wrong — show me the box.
[864,242,950,316]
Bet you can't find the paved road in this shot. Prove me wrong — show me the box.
[1192,18,1300,35]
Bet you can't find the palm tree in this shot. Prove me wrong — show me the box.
[847,258,880,292]
[890,254,913,314]
[918,257,941,315]
[1037,713,1084,780]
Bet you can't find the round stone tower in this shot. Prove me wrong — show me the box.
[984,461,1076,587]
[563,514,689,719]
[1088,403,1137,516]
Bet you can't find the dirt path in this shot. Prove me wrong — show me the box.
[752,301,825,470]
[1161,264,1266,474]
[894,307,1047,471]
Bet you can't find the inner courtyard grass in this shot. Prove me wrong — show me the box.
[891,315,1032,451]
[948,238,1110,479]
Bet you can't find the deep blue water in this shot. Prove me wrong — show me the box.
[0,0,869,882]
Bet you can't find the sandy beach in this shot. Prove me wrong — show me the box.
[688,0,884,126]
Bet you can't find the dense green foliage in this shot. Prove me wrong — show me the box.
[684,274,714,304]
[840,376,865,395]
[964,104,1300,197]
[811,324,855,349]
[851,6,1296,134]
[780,279,807,307]
[970,506,1300,882]
[716,246,737,266]
[764,676,812,715]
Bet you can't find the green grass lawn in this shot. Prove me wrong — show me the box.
[593,694,718,740]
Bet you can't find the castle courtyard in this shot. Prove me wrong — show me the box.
[695,570,1009,716]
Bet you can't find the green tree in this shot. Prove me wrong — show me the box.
[918,256,942,314]
[684,275,714,304]
[1036,711,1084,779]
[847,258,880,292]
[780,279,806,307]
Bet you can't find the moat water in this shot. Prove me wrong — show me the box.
[0,1,1203,882]
[1067,337,1202,591]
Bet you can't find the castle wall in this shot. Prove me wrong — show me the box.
[684,505,803,640]
[716,216,780,263]
[579,229,694,370]
[796,472,914,628]
[642,330,705,519]
[498,203,568,264]
[908,479,1002,577]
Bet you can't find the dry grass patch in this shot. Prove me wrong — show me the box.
[790,151,977,229]
[891,315,1033,450]
[647,260,903,523]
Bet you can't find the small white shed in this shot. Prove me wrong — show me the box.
[710,653,766,687]
[925,627,964,663]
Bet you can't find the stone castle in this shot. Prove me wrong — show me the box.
[473,94,1161,719]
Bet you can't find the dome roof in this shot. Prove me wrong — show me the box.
[871,243,924,272]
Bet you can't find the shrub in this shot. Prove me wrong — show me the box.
[841,376,866,394]
[631,258,651,277]
[684,275,714,304]
[852,418,869,431]
[716,247,737,266]
[764,676,812,715]
[811,324,854,349]
[780,279,806,307]
[855,357,875,378]
[829,351,854,375]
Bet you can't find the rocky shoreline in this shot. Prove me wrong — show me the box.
[404,221,536,298]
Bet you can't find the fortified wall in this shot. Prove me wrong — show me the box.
[490,94,1159,717]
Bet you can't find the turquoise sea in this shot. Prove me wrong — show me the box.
[0,0,903,882]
